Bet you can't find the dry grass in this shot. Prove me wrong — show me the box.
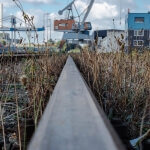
[73,50,150,139]
[23,54,67,126]
[0,53,67,149]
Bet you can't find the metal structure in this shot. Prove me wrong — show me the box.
[28,56,126,150]
[0,3,3,28]
[0,3,45,46]
[54,0,94,43]
[0,16,44,46]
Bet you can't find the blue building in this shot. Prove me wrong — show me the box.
[125,12,150,49]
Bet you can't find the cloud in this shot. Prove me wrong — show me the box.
[90,2,118,19]
[22,0,54,4]
[75,1,118,19]
[127,0,133,3]
[75,0,119,30]
[0,0,54,8]
[0,0,15,8]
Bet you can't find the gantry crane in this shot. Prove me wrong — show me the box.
[54,0,95,45]
[0,15,45,46]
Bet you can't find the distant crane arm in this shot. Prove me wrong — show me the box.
[81,0,95,25]
[58,0,76,15]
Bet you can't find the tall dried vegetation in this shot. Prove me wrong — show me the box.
[0,54,67,149]
[73,50,150,139]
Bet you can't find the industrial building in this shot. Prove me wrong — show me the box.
[0,33,11,44]
[125,12,150,49]
[93,29,125,52]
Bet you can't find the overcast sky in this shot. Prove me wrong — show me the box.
[0,0,150,42]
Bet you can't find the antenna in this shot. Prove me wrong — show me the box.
[113,19,115,29]
[128,8,130,13]
[119,0,121,25]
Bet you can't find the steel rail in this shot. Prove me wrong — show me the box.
[28,56,126,150]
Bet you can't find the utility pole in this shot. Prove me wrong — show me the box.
[11,16,17,47]
[113,19,115,29]
[43,14,45,43]
[46,13,49,43]
[48,18,51,42]
[0,3,3,28]
[44,13,50,44]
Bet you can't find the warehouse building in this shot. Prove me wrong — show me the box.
[93,29,125,52]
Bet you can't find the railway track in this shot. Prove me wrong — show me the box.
[0,53,48,57]
[28,56,126,150]
[0,53,51,62]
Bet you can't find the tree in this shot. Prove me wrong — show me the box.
[2,40,6,46]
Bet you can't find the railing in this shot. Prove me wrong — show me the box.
[28,56,126,150]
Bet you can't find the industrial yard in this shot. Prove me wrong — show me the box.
[0,0,150,150]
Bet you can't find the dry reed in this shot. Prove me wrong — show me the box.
[73,50,150,139]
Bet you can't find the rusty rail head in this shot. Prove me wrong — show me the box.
[28,56,126,150]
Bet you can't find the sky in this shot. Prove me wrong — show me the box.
[0,0,150,43]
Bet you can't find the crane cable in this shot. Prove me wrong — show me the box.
[12,0,24,12]
[73,3,80,22]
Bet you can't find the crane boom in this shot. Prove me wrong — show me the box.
[54,0,95,46]
[81,0,95,25]
[58,0,75,15]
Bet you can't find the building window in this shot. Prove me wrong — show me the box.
[133,40,144,46]
[138,40,144,46]
[133,40,138,46]
[59,23,66,27]
[135,17,144,23]
[134,30,144,36]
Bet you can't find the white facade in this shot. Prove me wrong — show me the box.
[97,30,125,53]
[0,3,3,28]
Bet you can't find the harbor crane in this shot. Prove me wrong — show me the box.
[54,0,95,46]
